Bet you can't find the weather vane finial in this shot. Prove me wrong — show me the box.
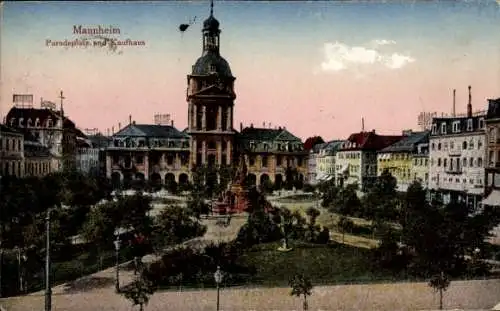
[210,0,214,16]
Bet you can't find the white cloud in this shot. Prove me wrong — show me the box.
[372,39,396,46]
[384,53,415,69]
[320,41,415,72]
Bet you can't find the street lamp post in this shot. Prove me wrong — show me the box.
[114,234,121,293]
[45,208,52,311]
[213,266,223,311]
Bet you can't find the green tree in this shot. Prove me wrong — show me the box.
[118,193,153,235]
[330,184,360,216]
[428,271,450,310]
[121,271,157,311]
[151,205,207,252]
[362,169,399,221]
[289,273,313,311]
[80,202,118,269]
[337,216,354,244]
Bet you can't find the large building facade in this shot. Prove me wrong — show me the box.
[5,93,82,172]
[483,98,500,206]
[336,131,403,191]
[186,9,236,170]
[0,124,24,177]
[428,87,486,209]
[104,6,306,188]
[377,131,429,192]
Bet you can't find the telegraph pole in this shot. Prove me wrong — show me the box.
[45,208,52,311]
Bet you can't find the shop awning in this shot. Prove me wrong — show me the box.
[481,189,500,207]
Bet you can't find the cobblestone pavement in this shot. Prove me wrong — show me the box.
[1,278,499,311]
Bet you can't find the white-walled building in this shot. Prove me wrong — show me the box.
[428,87,486,209]
[316,140,343,183]
[307,143,323,185]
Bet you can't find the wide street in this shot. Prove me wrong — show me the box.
[1,269,499,311]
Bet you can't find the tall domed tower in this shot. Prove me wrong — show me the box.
[187,0,236,170]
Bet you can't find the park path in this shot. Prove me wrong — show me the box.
[1,278,499,311]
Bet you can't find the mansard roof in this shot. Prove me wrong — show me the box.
[239,127,302,142]
[379,131,430,153]
[6,107,76,128]
[430,114,485,137]
[113,123,189,139]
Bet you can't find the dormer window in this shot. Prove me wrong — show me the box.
[35,118,40,127]
[19,118,24,127]
[479,118,485,129]
[46,118,53,127]
[467,119,473,131]
[27,118,33,127]
[209,64,216,73]
[432,124,437,134]
[10,118,15,127]
[250,141,256,150]
[452,121,460,133]
[440,123,447,134]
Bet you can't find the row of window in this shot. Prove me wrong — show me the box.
[337,152,360,160]
[431,118,485,135]
[431,176,483,186]
[0,137,23,152]
[414,158,429,166]
[112,139,190,149]
[432,157,483,169]
[431,139,483,152]
[1,160,51,177]
[9,117,59,128]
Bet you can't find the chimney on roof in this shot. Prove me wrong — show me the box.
[107,128,110,136]
[171,120,174,127]
[132,120,136,125]
[262,121,265,127]
[452,89,456,117]
[240,122,243,131]
[278,126,282,130]
[118,122,121,130]
[467,85,472,117]
[112,126,115,134]
[361,117,365,132]
[129,115,132,125]
[250,123,254,128]
[372,129,375,133]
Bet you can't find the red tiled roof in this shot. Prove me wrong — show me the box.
[340,131,404,151]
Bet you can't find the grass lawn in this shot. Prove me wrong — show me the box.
[234,241,396,287]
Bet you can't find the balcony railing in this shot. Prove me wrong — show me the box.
[445,167,463,175]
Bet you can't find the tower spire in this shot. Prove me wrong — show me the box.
[210,0,214,16]
[58,90,65,118]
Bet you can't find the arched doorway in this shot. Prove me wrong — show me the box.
[111,172,121,189]
[123,172,133,189]
[165,173,176,185]
[150,173,161,184]
[275,174,283,189]
[150,173,162,191]
[178,173,189,185]
[135,172,145,180]
[260,174,270,185]
[246,174,257,187]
